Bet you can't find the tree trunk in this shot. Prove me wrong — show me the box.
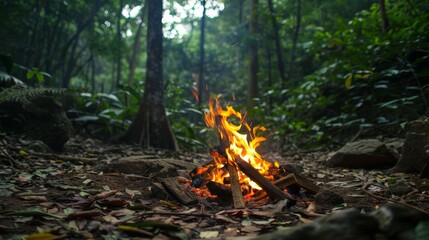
[115,0,123,90]
[267,0,286,87]
[57,0,108,88]
[379,0,389,33]
[289,0,301,81]
[248,0,259,105]
[237,0,244,73]
[198,0,207,104]
[121,0,178,151]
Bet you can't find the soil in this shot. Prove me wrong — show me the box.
[1,136,428,239]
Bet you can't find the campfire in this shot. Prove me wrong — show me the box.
[187,97,319,208]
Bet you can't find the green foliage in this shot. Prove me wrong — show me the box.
[0,85,65,106]
[68,90,133,138]
[255,0,429,147]
[415,220,429,240]
[0,55,64,106]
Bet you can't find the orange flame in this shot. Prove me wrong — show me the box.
[204,97,276,194]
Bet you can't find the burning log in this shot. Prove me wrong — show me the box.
[227,162,245,208]
[235,157,296,201]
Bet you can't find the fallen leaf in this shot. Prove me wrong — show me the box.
[117,225,153,237]
[214,214,239,224]
[291,213,312,223]
[20,196,47,202]
[95,190,117,199]
[25,232,58,240]
[252,219,275,225]
[306,202,316,213]
[6,208,64,219]
[200,231,218,238]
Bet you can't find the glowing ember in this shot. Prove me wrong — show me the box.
[203,97,278,196]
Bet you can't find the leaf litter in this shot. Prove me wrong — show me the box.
[0,136,429,239]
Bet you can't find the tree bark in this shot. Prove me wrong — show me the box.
[379,0,389,33]
[198,0,207,105]
[121,0,178,151]
[115,0,123,90]
[289,0,301,81]
[248,0,259,105]
[267,0,287,87]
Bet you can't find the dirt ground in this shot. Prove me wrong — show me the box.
[1,136,428,239]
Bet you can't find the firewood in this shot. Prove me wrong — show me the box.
[159,178,198,205]
[235,157,296,201]
[254,173,319,200]
[227,163,245,208]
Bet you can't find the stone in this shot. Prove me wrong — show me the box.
[391,117,429,173]
[327,139,398,169]
[388,180,413,196]
[0,96,73,150]
[371,204,426,240]
[315,189,344,207]
[253,208,379,240]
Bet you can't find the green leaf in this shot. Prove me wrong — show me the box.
[345,73,352,90]
[35,72,43,83]
[26,71,35,80]
[415,220,429,240]
[6,208,64,219]
[130,221,182,231]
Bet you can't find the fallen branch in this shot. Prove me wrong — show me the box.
[362,188,429,215]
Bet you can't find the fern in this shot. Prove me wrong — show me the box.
[0,85,66,105]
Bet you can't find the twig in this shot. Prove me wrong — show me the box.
[6,145,97,164]
[0,145,22,171]
[362,188,429,215]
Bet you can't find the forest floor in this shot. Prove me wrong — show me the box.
[1,136,429,240]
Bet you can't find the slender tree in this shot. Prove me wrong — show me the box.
[115,0,123,90]
[289,0,301,81]
[267,0,287,87]
[248,0,259,104]
[121,0,178,151]
[198,0,207,104]
[378,0,389,33]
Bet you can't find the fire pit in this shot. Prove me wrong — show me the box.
[154,96,318,208]
[187,97,319,208]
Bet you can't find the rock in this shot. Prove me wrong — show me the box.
[253,208,379,240]
[371,204,427,240]
[315,189,344,207]
[25,96,73,150]
[327,139,398,169]
[391,117,429,174]
[388,180,413,196]
[384,138,404,160]
[99,156,197,179]
[0,96,73,150]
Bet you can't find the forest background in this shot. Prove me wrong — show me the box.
[1,0,428,151]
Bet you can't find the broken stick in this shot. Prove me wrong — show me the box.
[159,178,198,205]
